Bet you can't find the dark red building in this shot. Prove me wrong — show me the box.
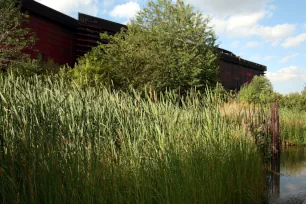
[21,0,266,91]
[22,0,77,66]
[21,0,125,66]
[218,48,266,90]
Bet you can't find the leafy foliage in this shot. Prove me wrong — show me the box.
[0,0,35,68]
[72,0,219,93]
[238,75,274,103]
[5,54,61,76]
[278,91,306,110]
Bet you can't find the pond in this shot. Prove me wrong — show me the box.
[269,147,306,204]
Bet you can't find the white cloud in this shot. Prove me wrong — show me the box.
[280,53,299,63]
[211,13,296,45]
[264,56,273,61]
[282,33,306,48]
[304,24,306,30]
[266,66,306,82]
[211,12,264,33]
[109,1,141,19]
[35,0,99,16]
[186,0,272,17]
[245,41,261,47]
[190,0,296,45]
[257,24,296,45]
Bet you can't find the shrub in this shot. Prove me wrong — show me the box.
[6,57,61,76]
[278,92,306,110]
[238,75,274,104]
[71,0,219,93]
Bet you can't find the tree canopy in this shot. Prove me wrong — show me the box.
[72,0,219,93]
[0,0,35,68]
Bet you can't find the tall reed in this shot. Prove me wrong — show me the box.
[0,74,265,203]
[279,108,306,145]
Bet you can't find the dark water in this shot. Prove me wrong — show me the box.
[269,147,306,204]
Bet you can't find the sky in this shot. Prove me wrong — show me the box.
[34,0,306,94]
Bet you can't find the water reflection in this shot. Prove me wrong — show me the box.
[269,147,306,204]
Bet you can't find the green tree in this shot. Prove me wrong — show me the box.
[72,0,218,93]
[278,92,306,110]
[238,75,274,103]
[0,0,35,68]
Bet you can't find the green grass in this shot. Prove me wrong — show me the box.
[279,108,306,145]
[0,74,265,203]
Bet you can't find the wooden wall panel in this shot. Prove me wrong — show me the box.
[26,13,77,66]
[218,60,264,91]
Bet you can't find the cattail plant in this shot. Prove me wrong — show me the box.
[0,73,266,204]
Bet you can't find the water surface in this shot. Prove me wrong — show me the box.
[269,147,306,204]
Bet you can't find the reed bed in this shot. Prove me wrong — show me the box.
[220,101,271,159]
[222,100,306,146]
[279,108,306,145]
[0,74,265,204]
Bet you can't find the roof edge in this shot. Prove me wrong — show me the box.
[218,48,267,71]
[22,0,78,29]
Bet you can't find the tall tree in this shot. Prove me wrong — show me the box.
[73,0,219,93]
[0,0,35,68]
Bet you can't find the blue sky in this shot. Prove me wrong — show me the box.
[35,0,306,94]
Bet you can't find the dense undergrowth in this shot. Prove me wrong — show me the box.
[0,74,266,203]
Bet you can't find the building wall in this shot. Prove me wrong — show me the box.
[219,60,264,91]
[25,12,77,66]
[21,1,266,91]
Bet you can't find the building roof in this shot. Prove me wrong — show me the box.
[21,0,127,32]
[218,48,267,72]
[22,0,78,29]
[21,0,266,72]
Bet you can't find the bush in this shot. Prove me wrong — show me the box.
[238,75,274,104]
[7,57,61,77]
[278,92,306,110]
[71,0,219,93]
